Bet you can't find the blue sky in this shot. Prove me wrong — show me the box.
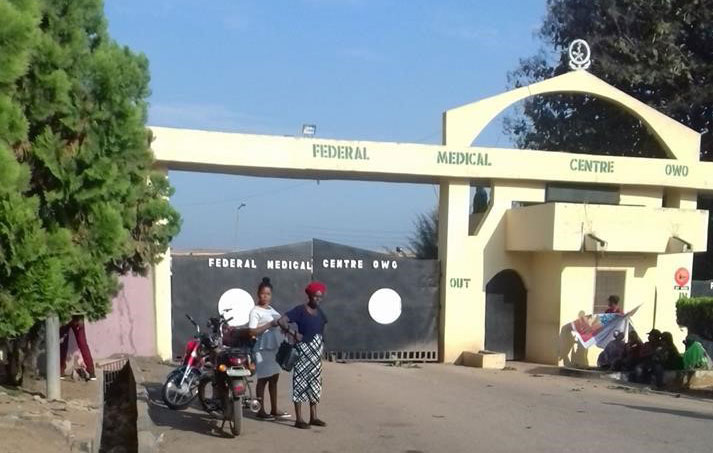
[105,0,548,252]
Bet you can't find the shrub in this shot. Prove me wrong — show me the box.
[676,297,713,340]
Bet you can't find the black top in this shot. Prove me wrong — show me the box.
[285,304,327,343]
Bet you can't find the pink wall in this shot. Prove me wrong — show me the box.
[65,273,155,371]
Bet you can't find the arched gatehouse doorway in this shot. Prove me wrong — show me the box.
[485,270,527,360]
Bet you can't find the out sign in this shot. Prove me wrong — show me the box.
[449,277,471,289]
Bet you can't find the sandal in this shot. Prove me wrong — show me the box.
[256,412,275,421]
[271,411,291,419]
[295,420,311,429]
[310,419,327,427]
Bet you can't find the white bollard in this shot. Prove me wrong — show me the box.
[45,314,61,401]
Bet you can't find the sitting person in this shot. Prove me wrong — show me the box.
[660,331,684,370]
[682,336,713,371]
[622,330,643,371]
[598,330,626,370]
[631,329,666,387]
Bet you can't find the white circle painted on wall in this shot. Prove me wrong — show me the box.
[368,288,402,325]
[218,288,255,326]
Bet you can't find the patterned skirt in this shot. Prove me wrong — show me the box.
[292,334,323,403]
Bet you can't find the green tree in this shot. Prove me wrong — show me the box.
[472,187,488,214]
[0,0,180,383]
[505,0,713,277]
[408,209,438,259]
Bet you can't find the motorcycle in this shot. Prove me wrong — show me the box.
[161,313,224,410]
[198,320,260,437]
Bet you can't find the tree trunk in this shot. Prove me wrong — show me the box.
[1,323,45,386]
[4,340,24,386]
[22,323,45,380]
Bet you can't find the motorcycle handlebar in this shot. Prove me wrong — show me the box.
[185,314,200,332]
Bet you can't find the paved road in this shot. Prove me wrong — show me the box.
[137,359,713,453]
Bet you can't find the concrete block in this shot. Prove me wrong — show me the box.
[461,351,506,369]
[687,370,713,390]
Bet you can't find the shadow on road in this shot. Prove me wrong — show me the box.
[602,402,713,421]
[142,381,296,437]
[522,365,563,376]
[143,381,236,438]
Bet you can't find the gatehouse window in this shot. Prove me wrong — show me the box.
[594,270,626,313]
[546,183,619,205]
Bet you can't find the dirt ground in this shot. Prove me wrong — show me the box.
[1,424,69,453]
[135,358,713,453]
[0,378,100,453]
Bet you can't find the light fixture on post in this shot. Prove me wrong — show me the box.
[583,233,607,251]
[302,124,317,137]
[667,236,692,253]
[235,202,246,251]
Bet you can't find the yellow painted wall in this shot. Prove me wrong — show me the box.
[153,249,173,361]
[558,253,659,367]
[438,181,478,363]
[506,203,708,253]
[439,181,544,363]
[655,253,694,351]
[526,253,562,365]
[620,186,663,207]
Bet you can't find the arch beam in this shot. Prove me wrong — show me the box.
[443,70,701,161]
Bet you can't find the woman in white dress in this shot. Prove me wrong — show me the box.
[248,277,290,420]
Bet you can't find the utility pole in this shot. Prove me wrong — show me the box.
[235,203,246,251]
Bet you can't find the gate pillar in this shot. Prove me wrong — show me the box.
[438,180,480,362]
[153,249,173,361]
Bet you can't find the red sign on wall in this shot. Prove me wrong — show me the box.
[674,267,690,287]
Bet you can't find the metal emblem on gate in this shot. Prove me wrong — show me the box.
[568,39,591,71]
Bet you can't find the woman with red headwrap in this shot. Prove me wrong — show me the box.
[277,281,328,429]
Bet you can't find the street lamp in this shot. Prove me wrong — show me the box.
[235,203,246,251]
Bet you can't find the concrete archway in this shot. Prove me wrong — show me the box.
[443,70,700,162]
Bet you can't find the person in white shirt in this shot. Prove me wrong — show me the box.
[248,277,290,420]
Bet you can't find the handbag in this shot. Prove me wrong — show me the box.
[276,340,300,371]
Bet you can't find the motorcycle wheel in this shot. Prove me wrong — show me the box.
[230,395,243,436]
[162,368,197,410]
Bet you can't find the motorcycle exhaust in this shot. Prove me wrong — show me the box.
[249,399,262,413]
